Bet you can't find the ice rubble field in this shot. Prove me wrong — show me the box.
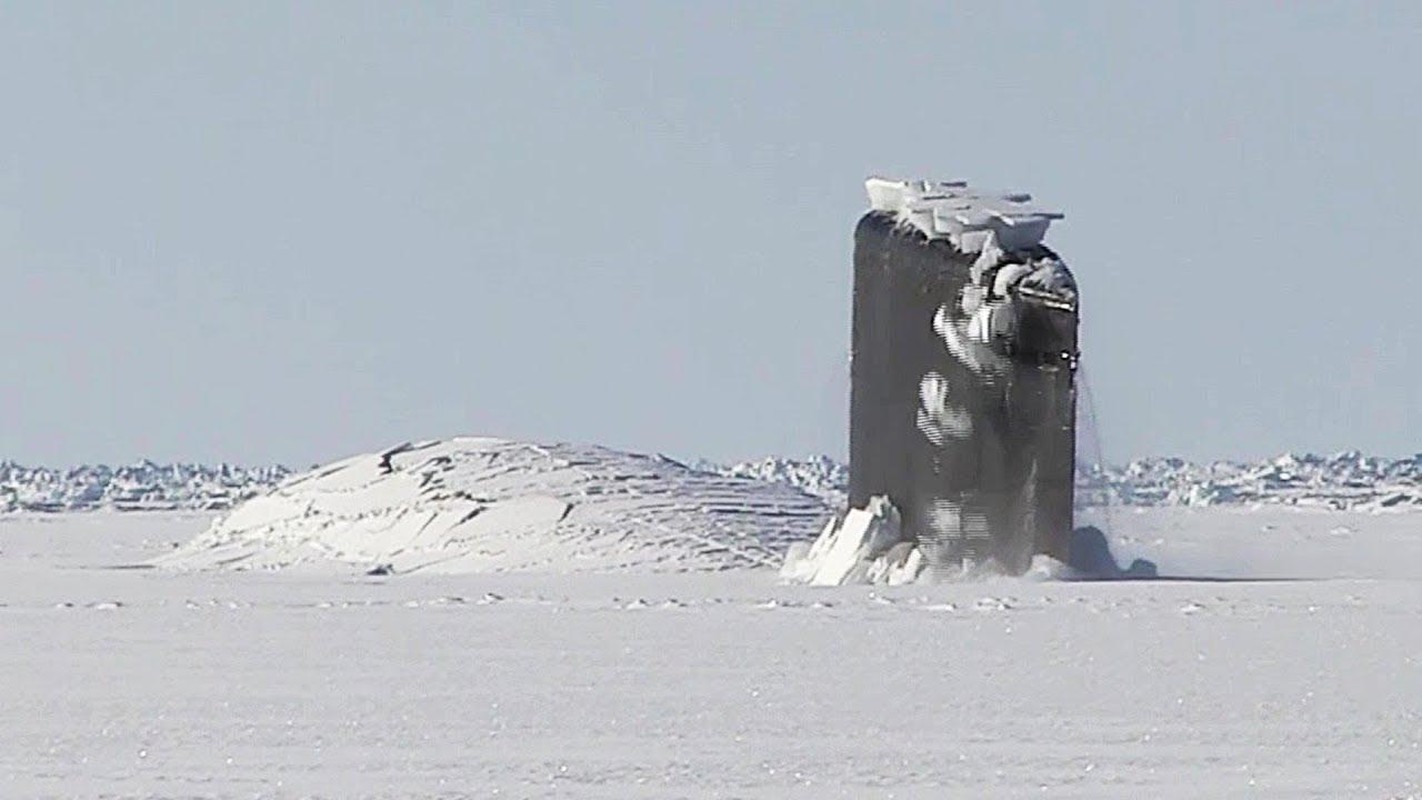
[3,506,1422,798]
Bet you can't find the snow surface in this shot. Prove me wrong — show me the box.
[156,438,828,575]
[2,507,1420,798]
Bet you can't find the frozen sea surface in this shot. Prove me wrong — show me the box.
[2,509,1421,798]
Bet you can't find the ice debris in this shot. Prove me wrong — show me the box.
[780,497,926,586]
[781,500,1157,585]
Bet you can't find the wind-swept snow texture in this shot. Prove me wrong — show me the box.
[156,437,828,574]
[852,178,1078,576]
[4,508,1422,798]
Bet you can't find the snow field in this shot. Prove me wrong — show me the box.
[2,508,1420,798]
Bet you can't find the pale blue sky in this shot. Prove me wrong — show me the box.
[3,2,1419,466]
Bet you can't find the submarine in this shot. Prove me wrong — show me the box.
[848,178,1079,576]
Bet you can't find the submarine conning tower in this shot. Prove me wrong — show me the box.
[850,177,1079,576]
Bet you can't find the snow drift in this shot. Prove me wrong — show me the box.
[156,437,828,574]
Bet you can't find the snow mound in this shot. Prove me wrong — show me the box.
[156,438,830,575]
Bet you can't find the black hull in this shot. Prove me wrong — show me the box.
[849,211,1077,575]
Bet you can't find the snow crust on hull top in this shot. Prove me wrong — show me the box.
[864,176,1062,252]
[156,438,829,575]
